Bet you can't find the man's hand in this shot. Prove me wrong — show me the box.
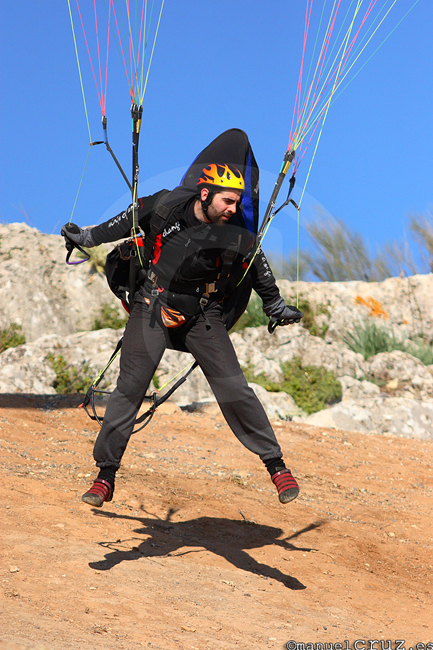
[263,296,304,324]
[61,223,95,249]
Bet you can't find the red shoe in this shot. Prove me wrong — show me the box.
[81,479,113,507]
[272,468,299,504]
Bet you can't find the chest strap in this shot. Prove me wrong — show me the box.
[143,203,172,270]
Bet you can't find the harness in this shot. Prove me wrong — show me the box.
[81,128,260,428]
[83,195,247,428]
[106,194,244,317]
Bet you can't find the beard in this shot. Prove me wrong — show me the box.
[205,204,231,226]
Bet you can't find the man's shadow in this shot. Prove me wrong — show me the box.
[88,507,326,590]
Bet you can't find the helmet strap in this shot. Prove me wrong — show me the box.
[200,190,214,217]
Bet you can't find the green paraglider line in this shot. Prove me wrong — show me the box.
[67,0,92,141]
[68,145,92,225]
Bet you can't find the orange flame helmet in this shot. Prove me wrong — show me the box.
[197,163,245,192]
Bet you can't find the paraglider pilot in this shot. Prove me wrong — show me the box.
[62,156,303,508]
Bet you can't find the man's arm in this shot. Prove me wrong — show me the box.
[250,248,303,324]
[61,190,168,248]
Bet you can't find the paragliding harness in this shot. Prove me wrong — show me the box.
[80,187,247,430]
[104,192,242,318]
[77,128,296,430]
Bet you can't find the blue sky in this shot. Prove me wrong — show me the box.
[0,1,431,268]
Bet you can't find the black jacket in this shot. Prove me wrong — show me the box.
[91,190,281,309]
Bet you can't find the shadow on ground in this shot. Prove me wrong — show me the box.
[88,507,327,590]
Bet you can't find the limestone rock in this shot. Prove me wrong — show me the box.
[3,223,433,435]
[298,396,433,440]
[339,376,381,401]
[0,223,122,342]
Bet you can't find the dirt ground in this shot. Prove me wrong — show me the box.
[0,393,432,650]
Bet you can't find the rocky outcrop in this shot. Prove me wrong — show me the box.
[0,330,123,395]
[300,396,433,440]
[0,223,120,342]
[278,275,433,344]
[2,222,433,346]
[2,223,433,439]
[2,324,433,439]
[0,329,302,420]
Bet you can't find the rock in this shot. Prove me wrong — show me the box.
[0,223,123,343]
[278,274,433,345]
[248,383,305,420]
[298,396,433,439]
[4,223,433,433]
[233,324,367,380]
[365,350,433,397]
[339,376,381,401]
[0,330,123,394]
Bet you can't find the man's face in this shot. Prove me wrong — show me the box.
[203,189,242,225]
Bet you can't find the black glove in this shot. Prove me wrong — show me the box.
[263,296,304,325]
[61,223,95,249]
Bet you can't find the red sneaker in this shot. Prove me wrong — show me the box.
[81,479,113,507]
[271,468,299,504]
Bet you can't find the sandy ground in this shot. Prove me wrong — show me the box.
[0,393,432,650]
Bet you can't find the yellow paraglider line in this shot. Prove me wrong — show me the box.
[67,0,92,142]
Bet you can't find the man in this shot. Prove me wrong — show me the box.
[62,161,303,508]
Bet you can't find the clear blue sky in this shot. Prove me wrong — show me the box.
[0,1,431,266]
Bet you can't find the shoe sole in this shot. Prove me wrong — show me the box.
[279,487,300,504]
[81,493,103,507]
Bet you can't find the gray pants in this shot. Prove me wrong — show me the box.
[93,290,282,468]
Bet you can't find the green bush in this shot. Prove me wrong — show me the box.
[231,291,269,332]
[342,319,401,360]
[0,323,26,354]
[296,296,329,338]
[244,357,342,415]
[92,304,128,331]
[343,318,433,365]
[77,245,107,274]
[231,291,329,338]
[406,338,433,366]
[48,354,94,394]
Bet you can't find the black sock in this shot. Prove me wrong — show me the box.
[97,466,117,489]
[264,457,287,477]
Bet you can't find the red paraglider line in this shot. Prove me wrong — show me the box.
[288,0,380,160]
[338,0,379,77]
[93,0,104,112]
[110,1,134,101]
[299,0,342,135]
[303,0,379,138]
[76,0,106,115]
[289,0,342,151]
[135,0,146,88]
[102,0,112,116]
[289,0,313,150]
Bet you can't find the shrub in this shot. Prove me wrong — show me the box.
[48,354,95,394]
[77,245,107,274]
[266,250,309,281]
[244,357,342,415]
[342,319,400,360]
[92,304,128,331]
[296,296,329,338]
[0,323,26,354]
[405,338,433,366]
[232,291,329,338]
[231,291,269,332]
[343,318,433,364]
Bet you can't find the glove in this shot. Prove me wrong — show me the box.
[263,296,303,325]
[61,223,95,249]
